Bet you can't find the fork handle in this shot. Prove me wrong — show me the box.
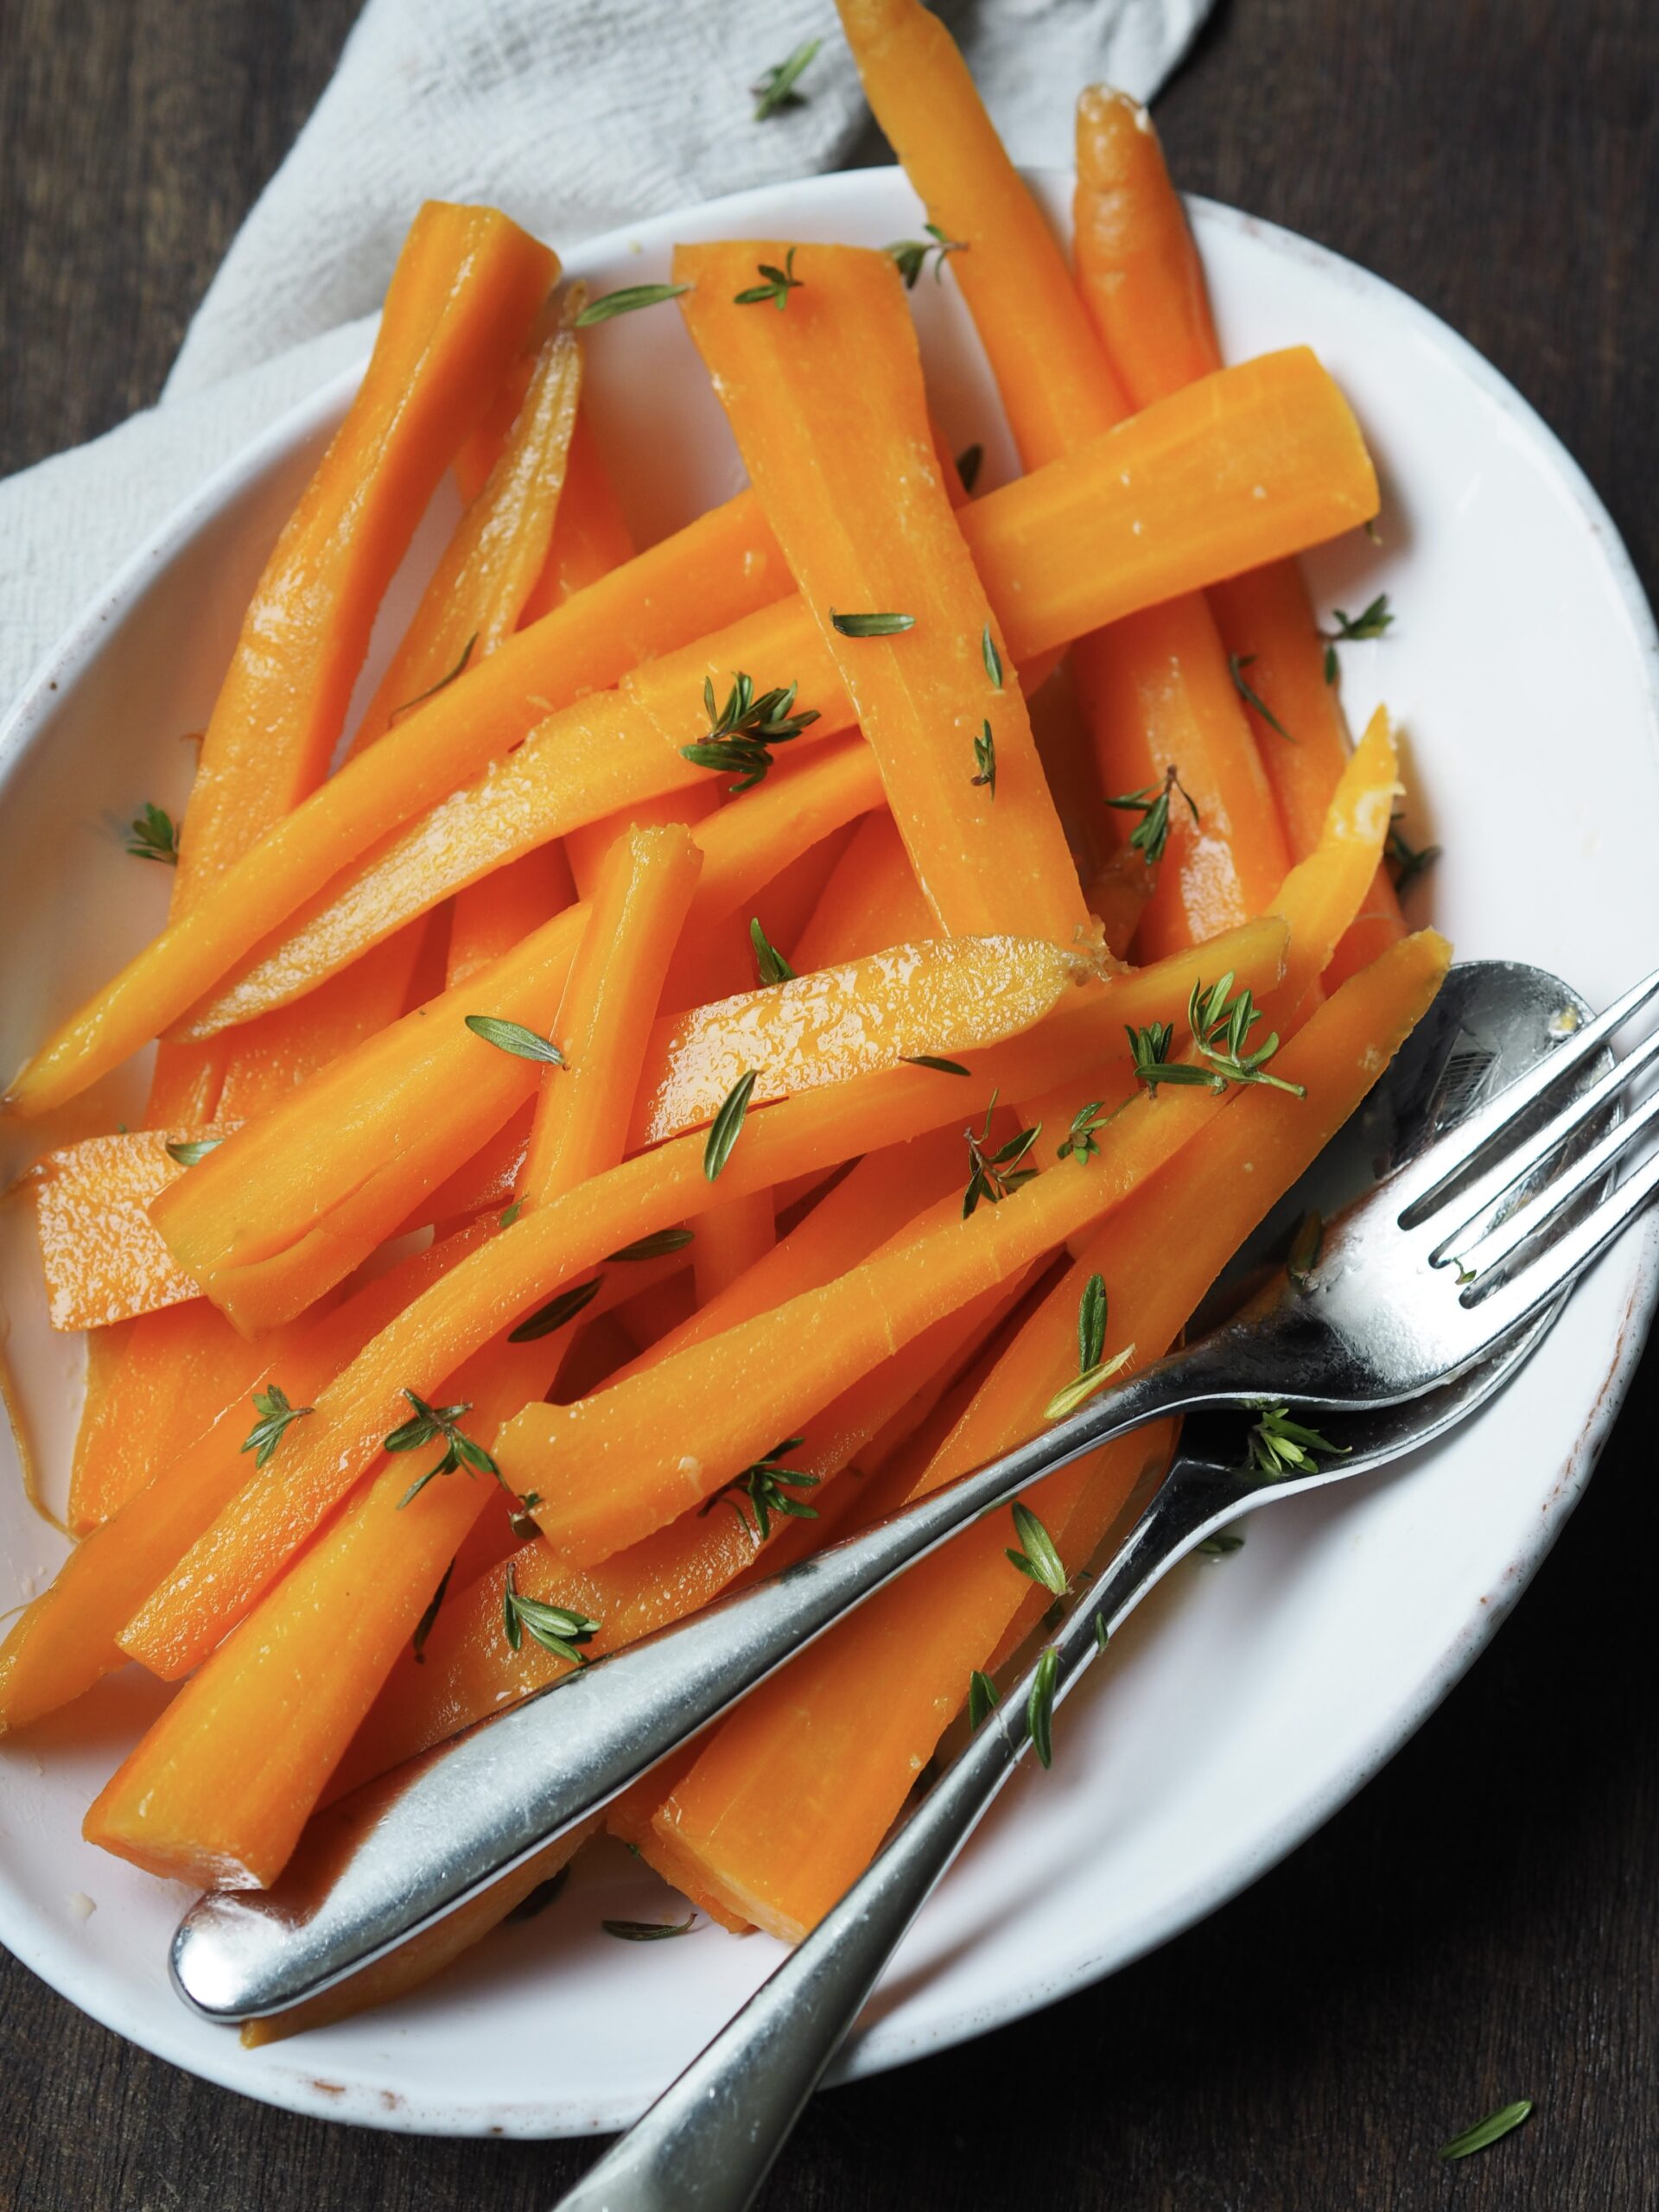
[552,1458,1239,2212]
[169,1326,1275,2024]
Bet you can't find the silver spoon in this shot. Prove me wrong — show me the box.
[547,957,1613,2211]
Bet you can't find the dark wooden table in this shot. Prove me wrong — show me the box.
[3,1,1656,2204]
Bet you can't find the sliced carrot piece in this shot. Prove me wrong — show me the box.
[3,346,1376,1117]
[113,924,1287,1675]
[520,825,702,1205]
[652,926,1452,1938]
[690,1195,775,1306]
[677,240,1084,947]
[28,1125,233,1330]
[791,811,932,971]
[66,1318,137,1531]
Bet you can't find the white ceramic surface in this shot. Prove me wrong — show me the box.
[2,167,1656,2140]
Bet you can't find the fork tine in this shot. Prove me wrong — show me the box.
[1392,961,1659,1226]
[1455,1136,1659,1347]
[1426,1018,1659,1265]
[1450,1077,1659,1281]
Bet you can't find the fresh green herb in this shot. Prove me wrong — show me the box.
[681,671,819,792]
[956,443,984,494]
[1094,1614,1111,1653]
[1006,1500,1066,1596]
[1198,1531,1245,1559]
[1126,972,1306,1100]
[607,1228,696,1262]
[734,248,803,311]
[970,720,997,798]
[981,622,1003,690]
[1287,1210,1323,1290]
[704,1069,757,1181]
[463,1014,564,1065]
[391,633,477,722]
[1076,1272,1107,1373]
[575,282,693,326]
[1386,814,1441,896]
[830,608,916,637]
[1325,594,1394,643]
[1247,1404,1347,1479]
[902,1054,972,1077]
[750,916,796,986]
[164,1135,222,1167]
[505,1866,570,1923]
[240,1383,313,1468]
[508,1491,543,1541]
[968,1669,1000,1730]
[962,1090,1040,1217]
[1056,1098,1109,1164]
[1044,1344,1135,1422]
[411,1556,455,1662]
[885,223,966,289]
[1438,2099,1532,2163]
[126,801,180,865]
[499,1200,524,1228]
[701,1437,819,1542]
[501,1563,601,1665]
[602,1913,698,1942]
[1228,652,1294,742]
[751,35,821,119]
[508,1275,604,1344]
[1027,1646,1059,1768]
[1104,764,1199,866]
[1364,518,1383,544]
[386,1389,501,1509]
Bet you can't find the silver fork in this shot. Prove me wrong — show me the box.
[169,958,1659,2034]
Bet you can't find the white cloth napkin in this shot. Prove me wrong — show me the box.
[0,0,1209,719]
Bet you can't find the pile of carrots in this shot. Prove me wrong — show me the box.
[0,0,1446,2043]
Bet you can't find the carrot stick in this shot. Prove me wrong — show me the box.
[27,1124,235,1330]
[518,410,637,621]
[175,204,556,899]
[445,846,576,990]
[1074,86,1405,974]
[651,926,1452,1938]
[519,825,702,1205]
[111,924,1287,1679]
[791,812,931,971]
[3,346,1377,1116]
[836,0,1287,956]
[66,1319,137,1530]
[677,240,1084,947]
[691,1196,775,1306]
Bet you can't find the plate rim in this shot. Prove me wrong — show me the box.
[0,162,1656,2139]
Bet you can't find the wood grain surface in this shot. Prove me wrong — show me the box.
[2,1,1656,2205]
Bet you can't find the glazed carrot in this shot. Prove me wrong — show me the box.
[149,742,885,1333]
[652,927,1452,1938]
[28,1125,234,1329]
[114,923,1287,1675]
[1074,86,1405,973]
[791,812,932,971]
[677,241,1084,946]
[446,847,575,989]
[519,824,702,1204]
[3,345,1376,1116]
[836,0,1287,952]
[175,204,556,899]
[631,932,1107,1147]
[691,1197,775,1305]
[518,410,638,622]
[85,1330,568,1890]
[66,1319,137,1529]
[0,1227,486,1735]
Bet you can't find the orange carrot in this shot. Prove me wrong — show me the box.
[113,922,1287,1678]
[652,927,1452,1938]
[1073,85,1405,974]
[690,1196,775,1305]
[445,846,576,990]
[519,824,702,1204]
[28,1125,234,1330]
[4,346,1376,1116]
[175,204,556,899]
[677,240,1084,947]
[791,811,932,971]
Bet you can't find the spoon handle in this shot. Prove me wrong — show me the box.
[170,1329,1275,2024]
[552,1458,1238,2212]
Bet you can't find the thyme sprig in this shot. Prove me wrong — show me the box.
[971,720,997,798]
[701,1436,820,1541]
[962,1090,1040,1217]
[509,1276,603,1344]
[981,622,1003,690]
[1043,1272,1135,1420]
[386,1389,501,1509]
[164,1135,222,1167]
[830,609,916,637]
[1228,652,1294,742]
[1320,593,1394,680]
[750,916,796,986]
[603,1912,699,1941]
[1387,814,1441,896]
[391,633,476,722]
[968,1669,1000,1730]
[502,1563,601,1666]
[1027,1645,1059,1768]
[1104,763,1198,865]
[704,1070,757,1181]
[126,801,180,865]
[607,1228,696,1262]
[411,1556,454,1662]
[1126,972,1306,1100]
[575,282,692,327]
[1438,2099,1533,2163]
[1056,1099,1110,1164]
[903,1053,971,1077]
[1247,1403,1347,1479]
[734,248,803,310]
[885,223,966,289]
[464,1014,565,1065]
[240,1383,313,1469]
[751,35,821,120]
[1005,1500,1066,1596]
[681,671,819,792]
